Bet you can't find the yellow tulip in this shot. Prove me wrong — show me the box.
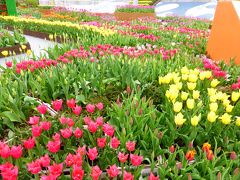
[175,82,182,90]
[187,82,196,90]
[182,74,188,81]
[215,91,224,101]
[174,112,186,126]
[193,68,200,75]
[181,92,189,101]
[1,50,8,57]
[165,90,170,99]
[205,71,212,79]
[223,99,230,107]
[169,89,179,101]
[220,113,232,125]
[199,72,206,80]
[188,74,198,83]
[222,93,230,102]
[186,99,195,109]
[211,79,220,88]
[173,76,181,84]
[193,90,200,99]
[209,103,218,112]
[181,66,189,74]
[226,105,234,113]
[209,95,217,103]
[231,91,240,102]
[208,88,217,96]
[236,117,240,126]
[26,50,32,56]
[21,44,27,50]
[191,114,201,126]
[173,101,183,113]
[49,34,54,40]
[159,77,163,85]
[207,111,218,122]
[163,75,171,84]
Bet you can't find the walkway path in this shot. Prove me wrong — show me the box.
[0,34,57,67]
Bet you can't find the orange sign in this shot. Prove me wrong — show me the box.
[207,1,240,64]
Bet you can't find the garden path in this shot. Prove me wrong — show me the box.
[0,34,57,67]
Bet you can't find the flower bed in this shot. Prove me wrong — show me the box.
[0,14,239,179]
[0,42,31,58]
[114,5,155,21]
[0,29,31,58]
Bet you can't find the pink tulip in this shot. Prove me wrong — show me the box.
[37,104,47,114]
[130,154,143,166]
[51,99,63,111]
[86,104,95,113]
[87,147,98,161]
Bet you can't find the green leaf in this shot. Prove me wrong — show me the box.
[76,94,86,104]
[1,111,21,122]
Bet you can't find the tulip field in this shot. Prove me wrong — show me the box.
[0,6,240,180]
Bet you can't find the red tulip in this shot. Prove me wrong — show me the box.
[185,150,196,161]
[86,104,95,113]
[67,99,76,109]
[0,144,11,158]
[40,154,50,167]
[47,140,60,153]
[83,116,92,125]
[74,128,83,138]
[73,153,83,166]
[60,128,72,139]
[97,137,107,149]
[148,172,159,180]
[96,116,104,126]
[65,153,74,167]
[110,137,120,149]
[59,117,67,125]
[107,164,119,178]
[126,141,136,152]
[27,160,41,174]
[207,150,214,160]
[67,118,75,127]
[87,147,98,161]
[130,154,143,166]
[5,61,13,68]
[52,133,60,141]
[72,165,84,180]
[11,145,22,159]
[96,102,104,110]
[32,125,42,137]
[51,99,63,111]
[118,152,128,163]
[88,121,98,133]
[124,171,134,180]
[91,165,102,180]
[1,164,18,180]
[37,104,47,114]
[72,105,82,116]
[40,121,51,131]
[28,116,40,125]
[48,163,63,178]
[102,123,115,137]
[23,137,35,149]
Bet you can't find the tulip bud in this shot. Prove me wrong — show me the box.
[169,145,175,153]
[230,151,237,160]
